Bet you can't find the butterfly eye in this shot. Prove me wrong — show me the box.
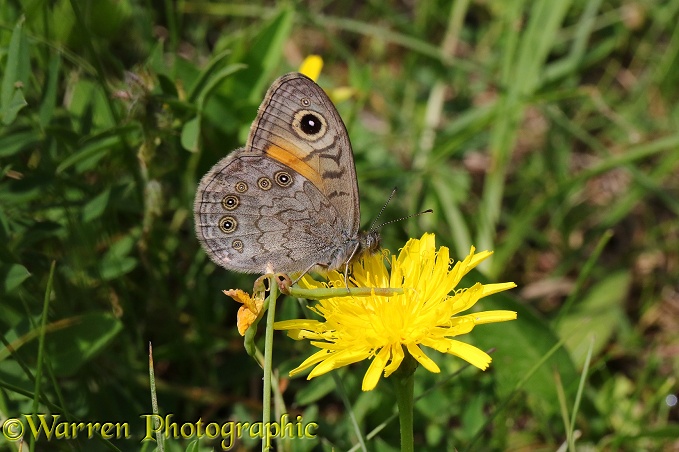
[292,109,327,141]
[219,216,237,233]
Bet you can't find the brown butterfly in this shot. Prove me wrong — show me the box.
[194,73,380,275]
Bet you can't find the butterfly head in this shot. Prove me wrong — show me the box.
[359,230,381,256]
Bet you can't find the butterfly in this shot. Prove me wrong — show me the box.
[194,73,380,276]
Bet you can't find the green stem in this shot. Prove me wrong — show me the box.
[392,351,417,452]
[148,343,164,452]
[553,229,613,326]
[31,261,55,452]
[262,275,279,451]
[332,373,367,451]
[287,286,403,299]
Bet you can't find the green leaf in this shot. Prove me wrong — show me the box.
[100,256,137,281]
[1,18,30,125]
[157,73,178,97]
[295,373,335,405]
[82,188,111,222]
[184,439,200,452]
[214,6,294,106]
[181,116,201,152]
[66,79,116,130]
[187,49,233,102]
[471,286,579,415]
[0,130,40,157]
[243,7,294,103]
[45,313,123,376]
[2,90,28,125]
[195,65,246,111]
[39,54,62,128]
[1,264,31,293]
[556,271,631,368]
[55,125,139,173]
[56,135,120,173]
[99,235,138,280]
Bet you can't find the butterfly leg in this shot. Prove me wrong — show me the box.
[290,261,329,286]
[340,241,362,290]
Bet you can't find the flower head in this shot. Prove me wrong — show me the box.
[224,289,264,336]
[274,233,517,391]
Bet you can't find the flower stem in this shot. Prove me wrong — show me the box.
[262,275,279,451]
[287,285,403,299]
[392,351,417,452]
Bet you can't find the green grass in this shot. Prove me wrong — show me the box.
[1,0,678,450]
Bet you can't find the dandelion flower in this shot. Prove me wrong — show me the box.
[274,233,517,391]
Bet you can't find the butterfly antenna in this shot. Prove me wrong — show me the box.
[369,187,433,231]
[368,187,398,231]
[373,209,433,231]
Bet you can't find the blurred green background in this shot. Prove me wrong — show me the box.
[1,0,678,451]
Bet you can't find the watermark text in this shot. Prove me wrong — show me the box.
[2,413,318,450]
[142,413,317,450]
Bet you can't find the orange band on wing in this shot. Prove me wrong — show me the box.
[265,143,325,192]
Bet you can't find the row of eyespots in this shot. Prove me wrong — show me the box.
[217,171,295,239]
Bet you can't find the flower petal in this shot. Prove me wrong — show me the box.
[298,274,325,290]
[423,339,492,370]
[274,319,323,331]
[406,343,440,373]
[481,282,518,297]
[309,348,371,378]
[467,248,493,269]
[362,346,390,391]
[287,330,327,340]
[289,349,332,377]
[471,310,518,324]
[383,344,405,377]
[298,55,323,81]
[224,289,264,336]
[236,305,258,336]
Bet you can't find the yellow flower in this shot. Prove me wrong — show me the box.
[297,55,356,103]
[224,289,264,336]
[274,233,517,391]
[298,55,323,81]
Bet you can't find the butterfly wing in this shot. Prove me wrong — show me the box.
[193,73,361,274]
[245,73,361,236]
[194,148,346,274]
